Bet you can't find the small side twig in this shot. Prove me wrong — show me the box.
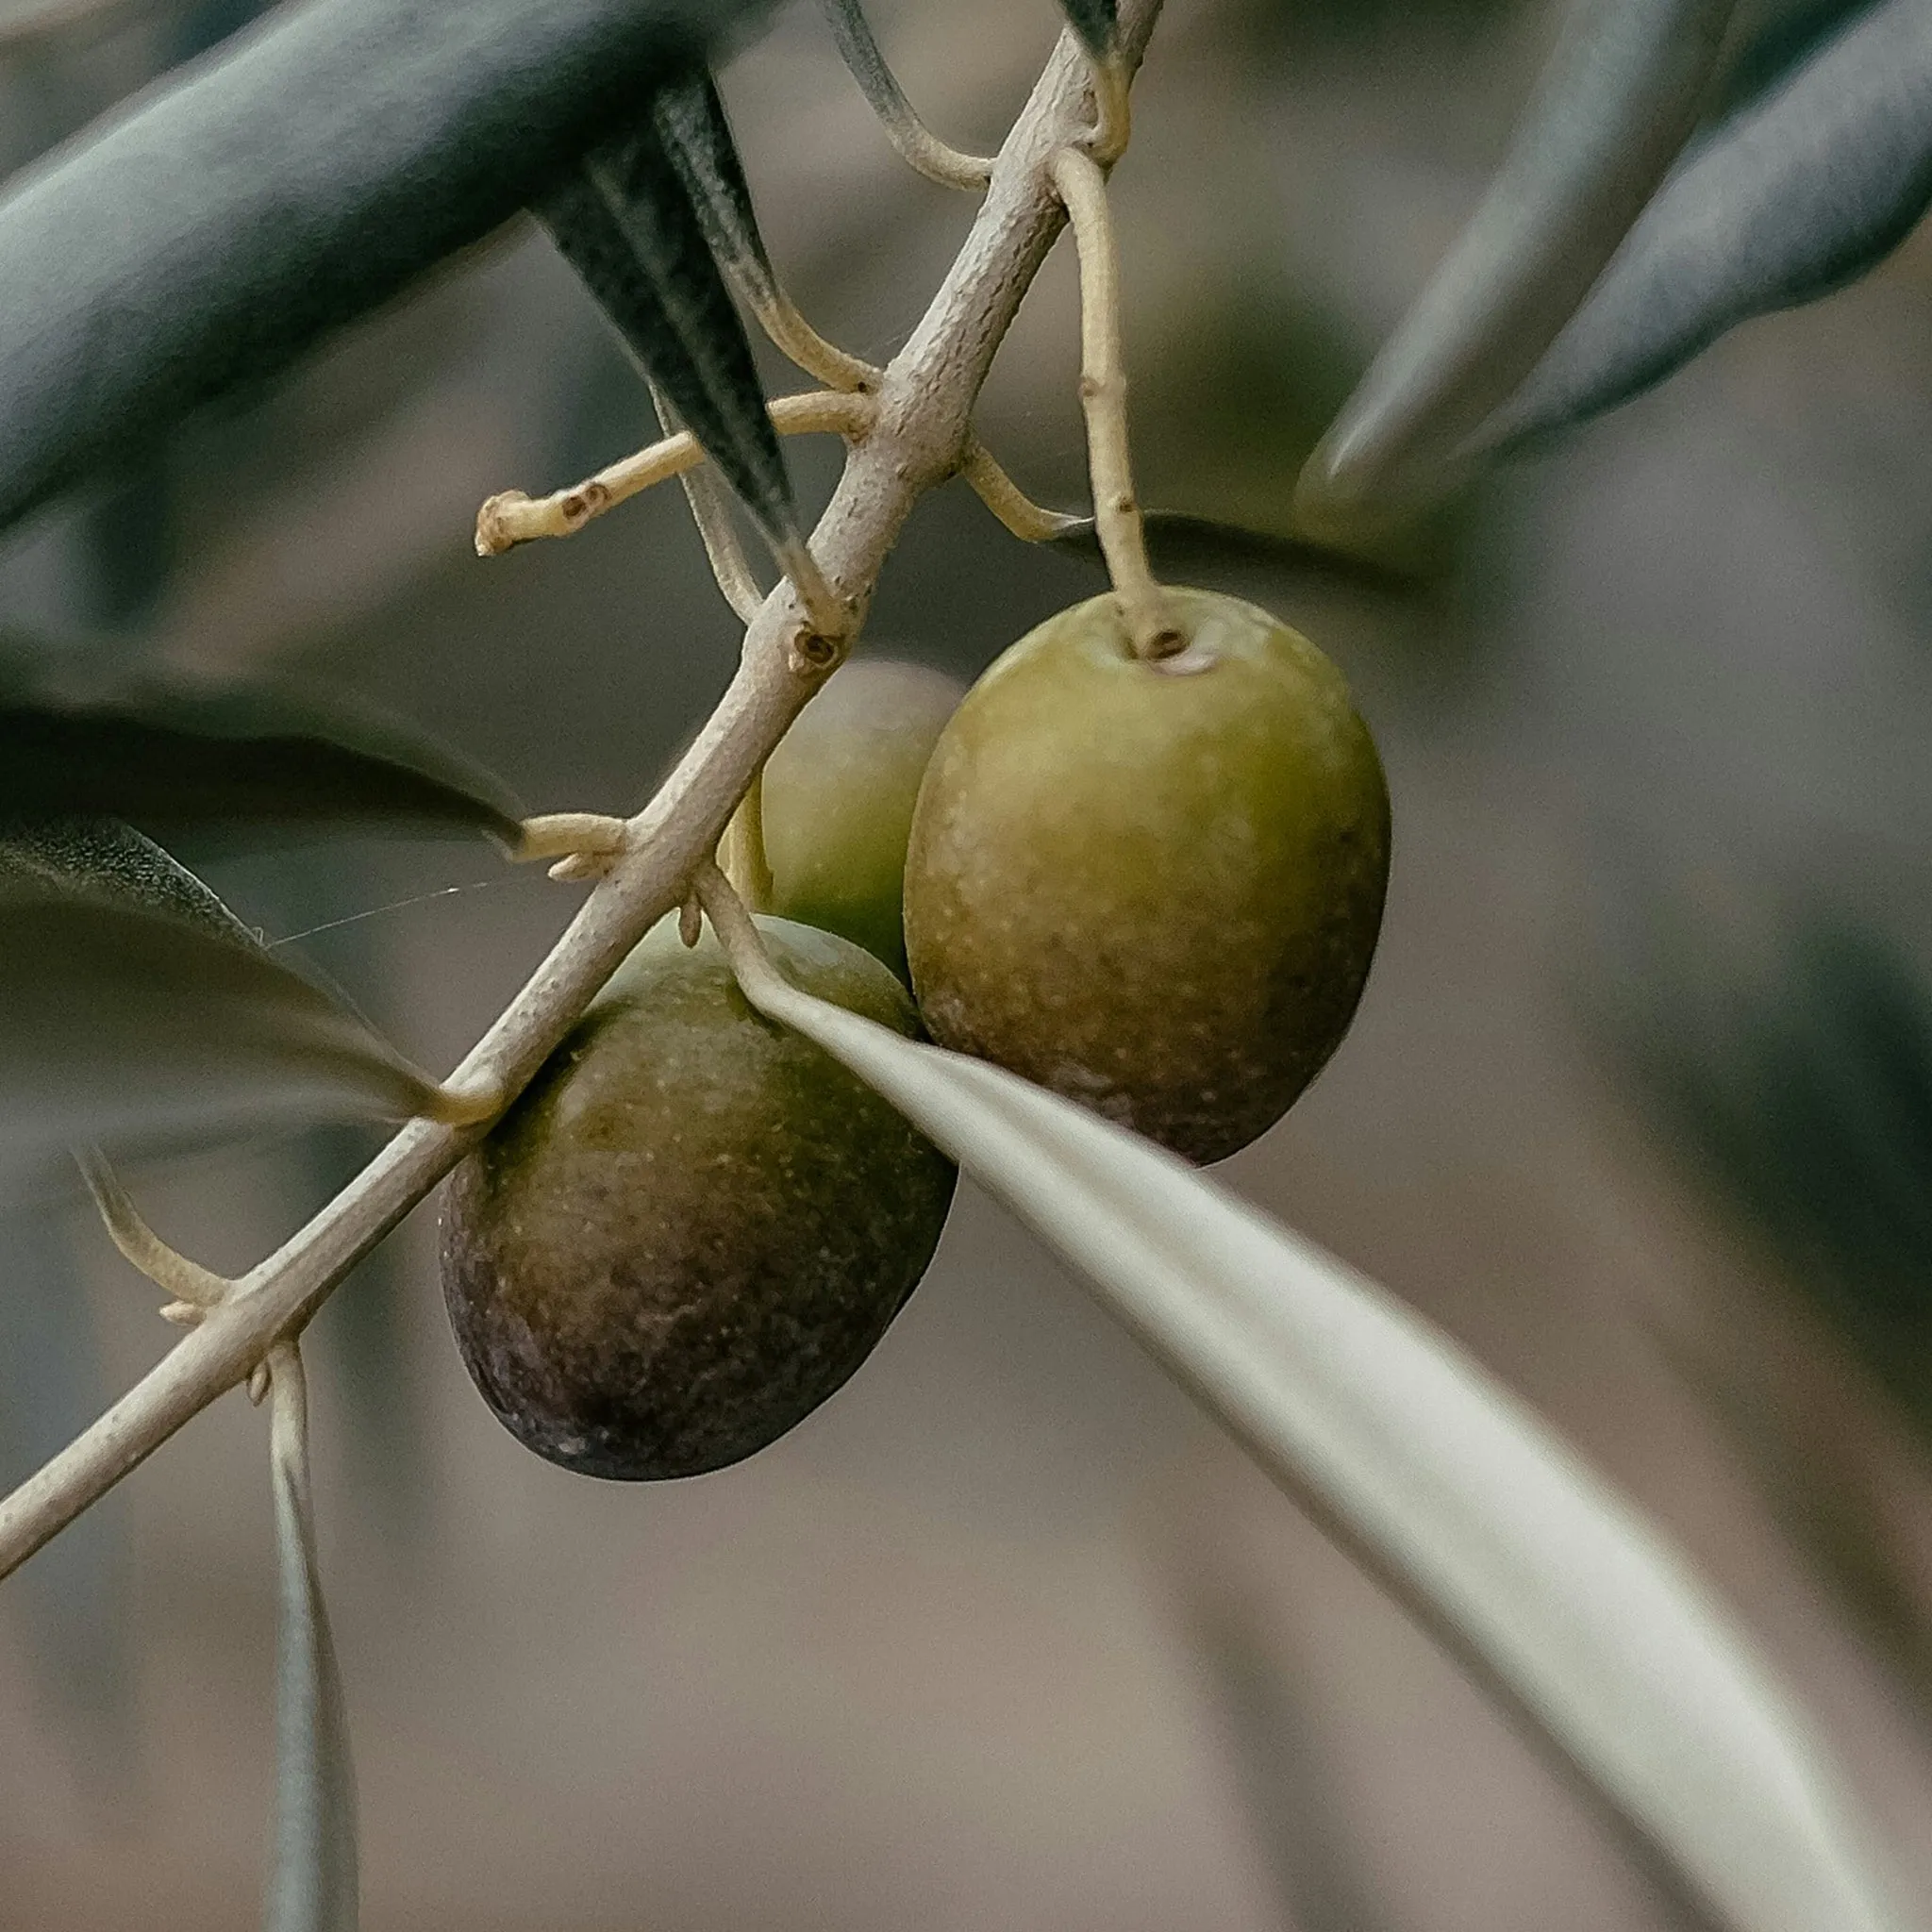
[959,437,1084,542]
[475,389,875,555]
[1048,143,1174,658]
[751,286,878,396]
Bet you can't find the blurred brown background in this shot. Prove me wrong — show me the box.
[6,0,1932,1925]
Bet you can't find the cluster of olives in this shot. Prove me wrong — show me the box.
[442,589,1391,1479]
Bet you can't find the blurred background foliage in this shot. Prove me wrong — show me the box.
[5,0,1932,1925]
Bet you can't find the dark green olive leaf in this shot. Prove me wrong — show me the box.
[651,70,779,312]
[0,686,524,845]
[1481,0,1932,452]
[1615,905,1932,1420]
[1294,0,1736,532]
[541,114,797,549]
[0,889,461,1189]
[1710,0,1875,118]
[264,1348,358,1932]
[0,815,255,944]
[0,0,776,539]
[1048,509,1429,600]
[1057,0,1120,58]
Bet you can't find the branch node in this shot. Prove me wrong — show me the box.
[430,1073,507,1127]
[516,812,631,877]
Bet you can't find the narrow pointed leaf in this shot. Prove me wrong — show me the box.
[1047,509,1429,599]
[651,71,779,309]
[1058,0,1119,58]
[1484,0,1932,450]
[1185,1601,1393,1932]
[541,114,796,547]
[724,942,1909,1932]
[0,888,461,1187]
[0,0,775,537]
[265,1347,358,1932]
[0,815,255,944]
[0,683,523,845]
[1295,0,1736,530]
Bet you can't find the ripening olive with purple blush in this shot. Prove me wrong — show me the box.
[441,915,956,1479]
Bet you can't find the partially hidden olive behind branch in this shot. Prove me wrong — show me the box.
[903,587,1391,1164]
[759,658,965,977]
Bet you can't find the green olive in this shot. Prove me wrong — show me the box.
[903,587,1390,1163]
[759,658,964,976]
[441,915,957,1479]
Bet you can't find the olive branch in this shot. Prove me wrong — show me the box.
[0,0,1164,1590]
[0,3,1924,1928]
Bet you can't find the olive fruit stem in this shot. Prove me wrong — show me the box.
[959,438,1086,543]
[748,284,879,398]
[1048,144,1174,658]
[818,0,996,192]
[694,858,782,998]
[0,0,1164,1589]
[475,390,876,556]
[1087,50,1132,166]
[721,769,774,912]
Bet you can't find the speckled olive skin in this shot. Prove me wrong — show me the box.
[760,658,965,977]
[441,916,957,1479]
[904,588,1390,1164]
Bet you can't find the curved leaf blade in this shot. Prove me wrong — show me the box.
[541,113,796,547]
[0,686,523,845]
[0,815,255,943]
[0,889,459,1187]
[1295,0,1736,531]
[651,71,777,309]
[1046,509,1431,599]
[725,942,1910,1932]
[0,0,774,537]
[1484,0,1932,450]
[265,1346,358,1932]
